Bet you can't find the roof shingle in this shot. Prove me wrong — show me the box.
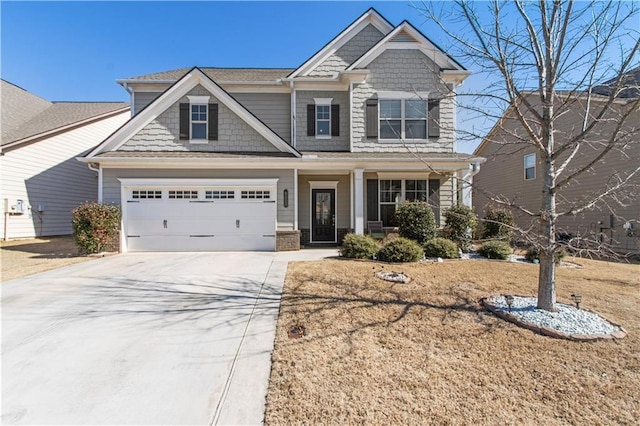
[122,67,295,83]
[2,79,129,147]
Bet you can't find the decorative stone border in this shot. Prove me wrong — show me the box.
[375,271,411,283]
[480,295,627,341]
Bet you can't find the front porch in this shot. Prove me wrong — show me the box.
[287,167,458,249]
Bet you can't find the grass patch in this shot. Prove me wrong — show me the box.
[265,258,639,425]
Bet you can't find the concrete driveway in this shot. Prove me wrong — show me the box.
[1,250,336,425]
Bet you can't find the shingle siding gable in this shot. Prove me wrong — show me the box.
[351,49,454,153]
[310,24,385,76]
[118,85,279,153]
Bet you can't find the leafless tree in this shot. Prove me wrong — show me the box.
[416,0,640,311]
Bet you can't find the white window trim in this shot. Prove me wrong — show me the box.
[188,95,210,144]
[524,153,536,180]
[378,97,429,143]
[314,98,333,140]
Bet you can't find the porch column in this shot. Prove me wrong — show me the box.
[354,168,364,234]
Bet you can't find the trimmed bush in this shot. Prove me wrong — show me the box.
[381,232,400,245]
[478,240,512,260]
[394,201,437,245]
[443,204,478,250]
[423,237,460,259]
[525,246,566,264]
[377,237,424,263]
[481,205,515,241]
[72,202,121,254]
[340,233,379,259]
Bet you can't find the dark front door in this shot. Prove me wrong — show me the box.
[312,189,335,242]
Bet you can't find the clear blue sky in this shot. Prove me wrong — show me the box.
[0,1,494,153]
[3,1,635,153]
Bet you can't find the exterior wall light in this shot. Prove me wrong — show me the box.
[283,189,289,208]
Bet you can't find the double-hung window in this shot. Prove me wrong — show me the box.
[524,153,536,180]
[186,95,210,143]
[316,105,330,136]
[191,104,207,140]
[314,98,332,138]
[380,99,427,140]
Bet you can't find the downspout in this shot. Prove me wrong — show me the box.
[462,162,481,207]
[290,80,296,148]
[87,163,103,203]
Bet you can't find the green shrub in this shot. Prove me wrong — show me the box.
[394,201,437,245]
[423,237,460,259]
[340,233,379,259]
[443,204,478,250]
[525,246,566,264]
[478,240,512,260]
[481,205,515,241]
[377,237,424,263]
[72,202,121,254]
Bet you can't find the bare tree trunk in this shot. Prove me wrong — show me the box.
[538,152,558,311]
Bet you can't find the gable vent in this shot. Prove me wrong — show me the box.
[391,30,415,43]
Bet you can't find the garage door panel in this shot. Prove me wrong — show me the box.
[124,182,277,252]
[127,235,275,252]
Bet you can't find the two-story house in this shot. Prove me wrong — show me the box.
[82,8,484,252]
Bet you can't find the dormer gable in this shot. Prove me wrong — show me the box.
[288,8,394,78]
[347,21,470,85]
[87,67,301,158]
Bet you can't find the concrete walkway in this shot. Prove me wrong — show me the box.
[1,249,337,425]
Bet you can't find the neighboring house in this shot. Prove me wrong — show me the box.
[82,8,484,252]
[1,79,130,239]
[473,67,640,254]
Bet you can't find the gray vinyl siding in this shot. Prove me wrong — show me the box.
[298,174,351,229]
[231,93,291,143]
[119,85,279,153]
[0,112,130,239]
[133,92,161,115]
[295,90,349,151]
[474,99,640,254]
[310,24,385,76]
[351,49,455,153]
[102,168,294,230]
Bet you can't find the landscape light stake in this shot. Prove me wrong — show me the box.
[571,294,582,309]
[504,294,514,312]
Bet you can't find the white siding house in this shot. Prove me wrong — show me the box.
[1,80,129,239]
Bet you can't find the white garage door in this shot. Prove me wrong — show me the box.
[122,179,277,252]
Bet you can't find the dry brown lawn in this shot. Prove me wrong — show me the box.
[1,236,91,281]
[266,257,639,425]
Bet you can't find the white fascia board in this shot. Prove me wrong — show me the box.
[347,22,466,73]
[88,68,300,158]
[119,178,278,188]
[289,10,394,78]
[85,155,484,172]
[441,70,472,85]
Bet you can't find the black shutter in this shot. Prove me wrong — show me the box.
[366,179,379,222]
[428,100,440,138]
[366,98,378,139]
[428,179,441,226]
[179,103,189,140]
[331,104,340,136]
[208,103,218,141]
[307,104,315,136]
